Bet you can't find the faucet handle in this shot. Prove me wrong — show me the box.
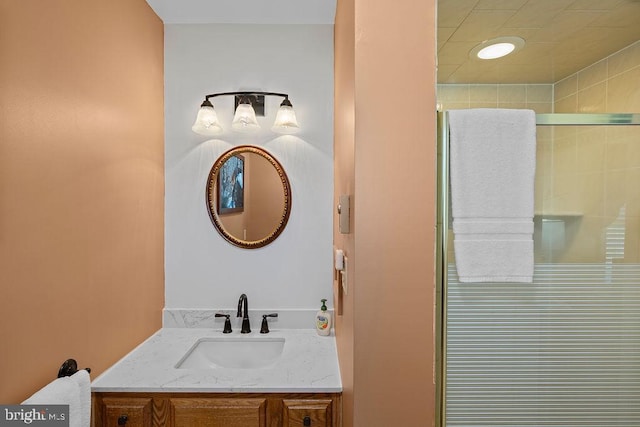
[260,313,278,334]
[215,313,232,334]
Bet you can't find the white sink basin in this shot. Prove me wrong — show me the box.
[175,337,285,369]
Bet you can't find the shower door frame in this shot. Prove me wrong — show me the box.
[435,112,640,427]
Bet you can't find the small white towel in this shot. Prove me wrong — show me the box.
[448,108,536,282]
[22,371,90,427]
[70,370,91,427]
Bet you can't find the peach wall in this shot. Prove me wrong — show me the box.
[0,0,164,403]
[335,0,437,425]
[334,0,355,424]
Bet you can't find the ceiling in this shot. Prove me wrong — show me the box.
[145,0,336,24]
[438,0,640,84]
[145,0,640,84]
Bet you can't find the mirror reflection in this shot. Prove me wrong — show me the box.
[206,146,291,249]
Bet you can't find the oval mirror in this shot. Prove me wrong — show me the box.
[206,145,292,249]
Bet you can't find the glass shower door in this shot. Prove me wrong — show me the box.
[439,114,640,427]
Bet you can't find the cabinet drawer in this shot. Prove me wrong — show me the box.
[170,397,267,427]
[282,399,332,427]
[99,397,153,427]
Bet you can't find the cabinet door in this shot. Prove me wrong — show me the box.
[170,397,267,427]
[99,397,153,427]
[282,399,332,427]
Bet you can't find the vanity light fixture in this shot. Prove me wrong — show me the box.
[470,36,525,60]
[192,91,300,136]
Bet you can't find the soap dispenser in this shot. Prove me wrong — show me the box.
[315,299,332,336]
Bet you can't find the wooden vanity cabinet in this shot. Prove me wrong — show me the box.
[170,397,267,427]
[97,397,153,427]
[92,392,341,427]
[282,399,332,427]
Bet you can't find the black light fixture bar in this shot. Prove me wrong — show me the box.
[203,91,290,101]
[193,90,299,136]
[203,92,290,117]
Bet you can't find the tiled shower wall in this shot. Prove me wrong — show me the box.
[437,83,554,263]
[554,40,640,114]
[437,83,553,113]
[547,40,640,262]
[438,40,640,263]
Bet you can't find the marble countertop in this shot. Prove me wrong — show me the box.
[91,328,342,393]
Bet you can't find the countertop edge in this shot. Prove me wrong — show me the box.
[91,328,342,394]
[92,386,343,393]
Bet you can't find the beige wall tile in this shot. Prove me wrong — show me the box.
[576,172,605,216]
[607,66,640,112]
[535,139,554,205]
[608,40,640,78]
[440,102,471,110]
[555,126,577,140]
[577,81,607,112]
[537,126,553,140]
[438,83,555,112]
[469,102,499,108]
[438,84,469,102]
[497,101,528,109]
[608,127,640,166]
[624,219,640,262]
[469,84,498,102]
[606,138,637,170]
[627,168,640,218]
[576,128,606,173]
[577,58,608,90]
[543,40,640,264]
[604,170,631,218]
[527,102,552,113]
[553,138,578,178]
[526,84,553,102]
[554,93,577,112]
[555,74,578,100]
[498,84,526,102]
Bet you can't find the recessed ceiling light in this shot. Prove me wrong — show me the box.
[470,36,525,60]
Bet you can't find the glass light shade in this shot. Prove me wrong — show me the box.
[477,42,515,59]
[470,36,525,60]
[271,104,300,134]
[192,105,223,135]
[231,103,260,133]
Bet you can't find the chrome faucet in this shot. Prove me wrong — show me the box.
[237,293,251,333]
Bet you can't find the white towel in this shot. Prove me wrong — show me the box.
[70,370,91,427]
[22,372,89,427]
[448,108,536,282]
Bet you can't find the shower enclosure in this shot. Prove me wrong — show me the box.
[436,112,640,427]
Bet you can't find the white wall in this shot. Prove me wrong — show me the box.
[165,24,334,311]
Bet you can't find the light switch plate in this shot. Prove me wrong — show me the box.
[341,256,348,295]
[338,195,350,234]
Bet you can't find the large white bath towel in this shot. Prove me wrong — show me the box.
[448,108,536,282]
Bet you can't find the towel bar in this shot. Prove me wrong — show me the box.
[57,359,91,378]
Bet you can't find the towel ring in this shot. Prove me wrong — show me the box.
[57,359,91,378]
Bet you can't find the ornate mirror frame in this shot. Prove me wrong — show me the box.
[206,145,292,249]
